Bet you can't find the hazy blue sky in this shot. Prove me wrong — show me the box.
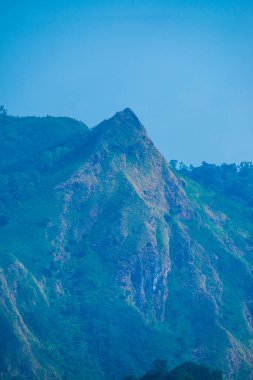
[1,0,253,164]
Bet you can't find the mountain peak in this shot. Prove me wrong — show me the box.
[110,107,142,128]
[116,107,138,119]
[94,107,146,135]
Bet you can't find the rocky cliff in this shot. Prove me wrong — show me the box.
[0,110,253,379]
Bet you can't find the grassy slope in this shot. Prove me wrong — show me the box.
[0,112,253,379]
[165,171,253,378]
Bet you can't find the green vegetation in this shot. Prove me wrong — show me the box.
[0,109,253,379]
[124,360,222,379]
[0,105,7,115]
[170,160,253,206]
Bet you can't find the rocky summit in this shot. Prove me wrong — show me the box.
[0,109,253,379]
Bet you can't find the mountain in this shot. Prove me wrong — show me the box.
[0,109,253,380]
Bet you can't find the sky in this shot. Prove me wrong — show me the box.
[1,0,253,165]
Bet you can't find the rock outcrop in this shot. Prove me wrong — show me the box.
[0,110,253,379]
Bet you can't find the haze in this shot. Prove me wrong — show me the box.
[1,0,253,165]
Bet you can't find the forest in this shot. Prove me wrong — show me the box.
[170,160,253,207]
[123,360,222,379]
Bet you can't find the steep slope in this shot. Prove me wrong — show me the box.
[0,110,253,379]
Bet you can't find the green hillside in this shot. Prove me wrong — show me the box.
[0,109,253,379]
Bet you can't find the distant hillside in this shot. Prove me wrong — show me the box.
[0,110,253,379]
[169,160,253,207]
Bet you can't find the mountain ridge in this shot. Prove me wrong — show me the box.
[0,110,253,379]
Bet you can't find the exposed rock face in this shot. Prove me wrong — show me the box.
[54,109,190,322]
[0,110,253,379]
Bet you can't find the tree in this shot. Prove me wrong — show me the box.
[123,361,222,380]
[169,160,179,171]
[168,362,222,380]
[0,105,7,115]
[140,359,169,380]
